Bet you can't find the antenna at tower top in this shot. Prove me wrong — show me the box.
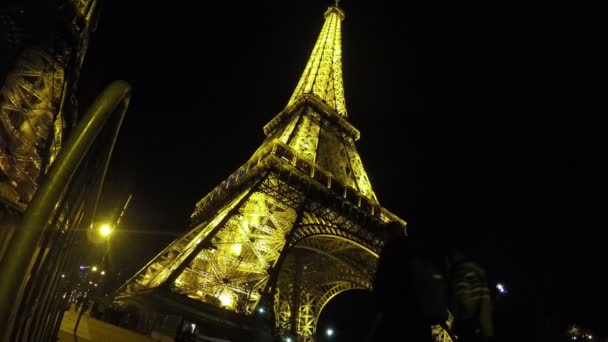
[335,0,341,6]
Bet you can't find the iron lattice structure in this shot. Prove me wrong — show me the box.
[0,0,99,212]
[0,2,135,341]
[117,6,452,341]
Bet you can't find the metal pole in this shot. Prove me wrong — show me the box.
[115,194,133,228]
[0,81,131,341]
[20,186,88,342]
[32,201,88,342]
[73,293,90,335]
[102,193,133,268]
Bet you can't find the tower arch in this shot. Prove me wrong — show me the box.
[272,234,377,339]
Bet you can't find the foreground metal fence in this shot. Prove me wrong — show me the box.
[0,81,131,342]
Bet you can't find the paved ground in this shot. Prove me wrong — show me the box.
[58,310,154,342]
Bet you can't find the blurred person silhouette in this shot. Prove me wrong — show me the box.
[370,220,449,341]
[448,249,494,342]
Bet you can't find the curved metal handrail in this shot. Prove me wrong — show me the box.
[0,81,131,341]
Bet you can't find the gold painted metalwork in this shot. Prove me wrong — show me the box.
[432,311,455,342]
[173,188,299,313]
[287,6,347,117]
[0,0,99,209]
[116,5,455,341]
[0,49,65,205]
[73,0,98,21]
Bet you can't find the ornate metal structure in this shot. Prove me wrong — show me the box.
[0,81,131,342]
[0,2,135,342]
[0,0,99,250]
[116,5,451,341]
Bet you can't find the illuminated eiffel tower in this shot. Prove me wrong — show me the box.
[116,5,450,341]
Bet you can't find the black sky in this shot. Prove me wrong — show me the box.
[77,0,602,339]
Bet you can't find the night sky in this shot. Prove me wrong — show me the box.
[76,0,601,340]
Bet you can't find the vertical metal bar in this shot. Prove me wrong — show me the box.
[16,173,90,341]
[43,208,87,342]
[31,199,88,342]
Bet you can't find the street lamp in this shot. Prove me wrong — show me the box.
[99,224,112,237]
[326,328,334,337]
[91,266,98,272]
[100,270,105,275]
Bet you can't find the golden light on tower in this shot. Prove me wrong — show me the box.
[230,243,242,256]
[217,292,234,308]
[287,6,347,117]
[113,4,411,341]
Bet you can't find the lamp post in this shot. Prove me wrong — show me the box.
[74,195,131,334]
[74,223,113,332]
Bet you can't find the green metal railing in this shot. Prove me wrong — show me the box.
[0,81,131,342]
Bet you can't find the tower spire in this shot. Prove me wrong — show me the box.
[286,6,347,117]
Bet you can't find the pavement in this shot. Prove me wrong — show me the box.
[58,310,155,342]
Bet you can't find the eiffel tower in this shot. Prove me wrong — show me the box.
[116,5,410,341]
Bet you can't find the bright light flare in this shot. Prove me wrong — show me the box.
[231,243,242,255]
[496,283,507,294]
[218,293,233,307]
[326,328,334,337]
[99,224,112,237]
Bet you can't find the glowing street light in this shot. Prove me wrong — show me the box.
[91,266,98,272]
[99,224,112,237]
[100,270,106,275]
[326,328,334,337]
[258,307,265,314]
